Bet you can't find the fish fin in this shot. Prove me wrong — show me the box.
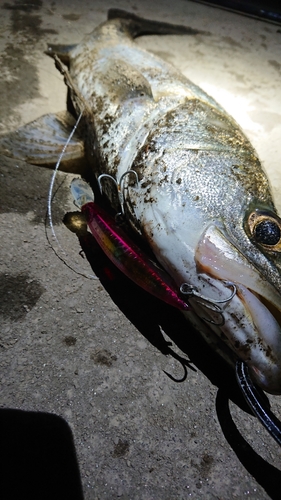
[0,111,86,173]
[107,8,209,38]
[45,43,77,66]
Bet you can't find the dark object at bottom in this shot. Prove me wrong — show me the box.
[0,409,84,500]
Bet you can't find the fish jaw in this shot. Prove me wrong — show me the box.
[195,225,281,394]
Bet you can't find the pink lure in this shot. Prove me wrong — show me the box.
[81,201,189,311]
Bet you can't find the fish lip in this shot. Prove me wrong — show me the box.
[251,289,281,330]
[195,224,281,394]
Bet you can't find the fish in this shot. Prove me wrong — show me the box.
[1,9,281,394]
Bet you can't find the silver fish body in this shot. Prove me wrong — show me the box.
[62,15,281,393]
[2,11,281,393]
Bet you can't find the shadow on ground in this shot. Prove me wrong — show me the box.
[216,390,281,500]
[0,409,84,500]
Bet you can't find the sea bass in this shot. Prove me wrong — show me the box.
[1,9,281,394]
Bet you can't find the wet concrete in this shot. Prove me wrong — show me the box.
[0,1,281,499]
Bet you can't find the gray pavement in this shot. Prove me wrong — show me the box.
[1,1,281,498]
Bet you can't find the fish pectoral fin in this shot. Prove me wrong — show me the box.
[0,111,86,173]
[107,8,209,38]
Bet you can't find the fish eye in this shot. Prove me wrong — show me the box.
[247,210,281,250]
[255,220,280,245]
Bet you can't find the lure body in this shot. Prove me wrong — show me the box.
[72,179,189,311]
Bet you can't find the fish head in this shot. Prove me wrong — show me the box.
[130,118,281,394]
[195,201,281,394]
[134,108,281,395]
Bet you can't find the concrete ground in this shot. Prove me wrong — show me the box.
[1,0,281,499]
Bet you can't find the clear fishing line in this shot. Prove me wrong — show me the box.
[47,110,96,279]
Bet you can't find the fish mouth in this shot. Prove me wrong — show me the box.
[194,225,281,395]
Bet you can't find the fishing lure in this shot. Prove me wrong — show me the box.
[71,178,189,311]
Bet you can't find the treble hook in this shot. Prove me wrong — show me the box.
[180,281,236,304]
[97,170,139,215]
[97,173,118,194]
[119,170,139,192]
[179,281,236,326]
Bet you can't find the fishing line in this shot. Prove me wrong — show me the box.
[46,109,96,280]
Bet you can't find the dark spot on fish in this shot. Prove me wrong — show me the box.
[101,113,114,135]
[0,273,44,321]
[64,336,77,346]
[141,180,151,189]
[62,13,81,21]
[93,95,104,115]
[176,178,182,185]
[265,345,273,358]
[159,175,168,186]
[91,348,117,367]
[143,141,157,155]
[112,439,129,458]
[144,196,156,204]
[112,155,121,177]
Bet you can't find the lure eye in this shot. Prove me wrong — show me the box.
[247,210,281,250]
